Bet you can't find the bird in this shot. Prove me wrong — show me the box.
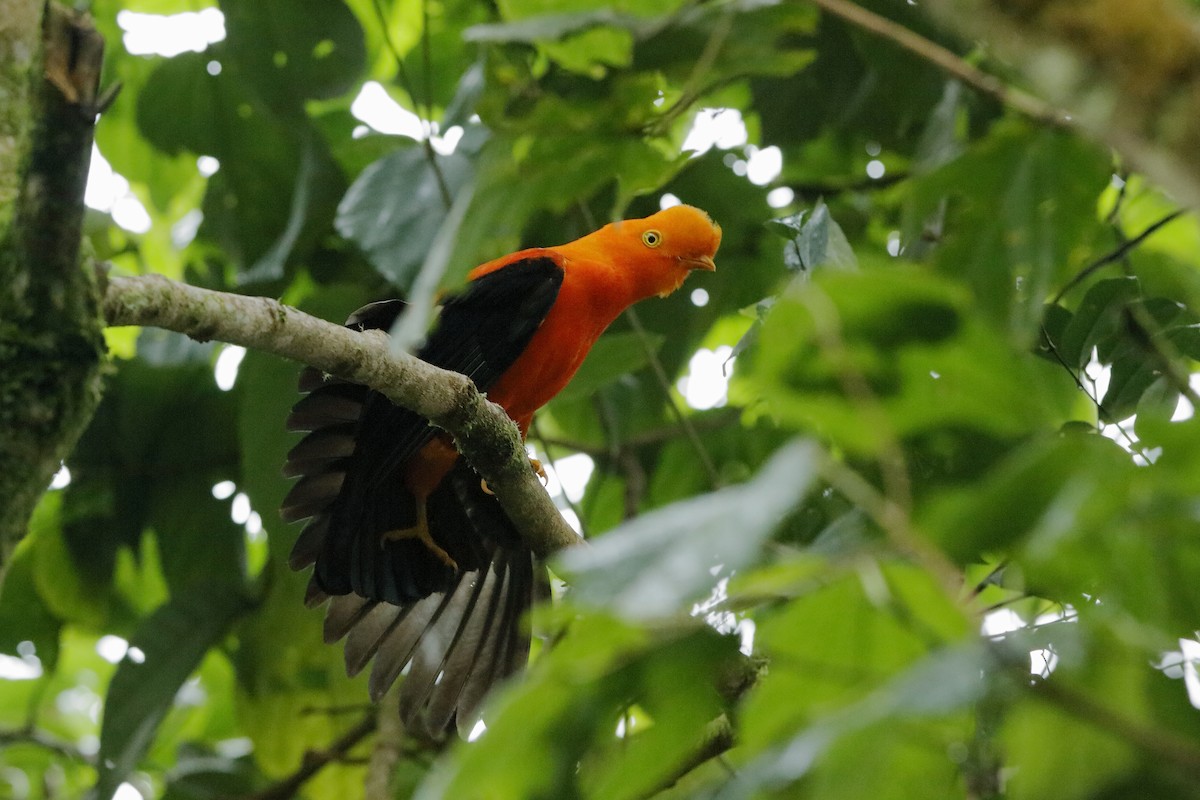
[280,204,721,739]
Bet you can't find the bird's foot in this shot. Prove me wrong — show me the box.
[479,456,550,496]
[379,505,457,570]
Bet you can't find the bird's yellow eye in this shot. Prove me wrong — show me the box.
[642,229,663,248]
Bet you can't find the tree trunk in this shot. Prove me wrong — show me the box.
[0,2,107,586]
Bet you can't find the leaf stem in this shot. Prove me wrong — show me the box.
[1051,209,1188,304]
[625,306,723,489]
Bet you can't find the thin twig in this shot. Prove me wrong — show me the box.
[806,0,1070,127]
[0,727,90,763]
[819,455,962,599]
[637,715,735,799]
[625,306,723,489]
[242,713,376,800]
[538,408,741,456]
[1038,323,1112,417]
[1123,304,1200,410]
[370,0,452,209]
[1051,209,1188,304]
[591,393,649,519]
[530,417,588,537]
[648,8,735,135]
[798,286,912,516]
[1033,678,1200,779]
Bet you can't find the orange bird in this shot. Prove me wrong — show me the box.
[281,205,721,739]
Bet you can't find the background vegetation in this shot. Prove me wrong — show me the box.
[3,0,1200,798]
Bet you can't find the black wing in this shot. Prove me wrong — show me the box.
[280,256,562,738]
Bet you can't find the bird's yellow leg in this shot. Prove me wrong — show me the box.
[480,456,549,495]
[379,500,458,570]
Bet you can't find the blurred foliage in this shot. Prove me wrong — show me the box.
[3,0,1200,798]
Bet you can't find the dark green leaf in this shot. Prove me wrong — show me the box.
[921,430,1132,563]
[335,146,473,290]
[1058,276,1141,369]
[219,0,366,113]
[769,200,857,274]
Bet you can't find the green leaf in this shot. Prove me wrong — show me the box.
[728,643,989,797]
[219,0,366,113]
[739,563,970,755]
[93,585,251,799]
[908,121,1111,343]
[335,145,474,290]
[636,0,818,84]
[921,430,1132,563]
[557,439,819,619]
[556,331,664,400]
[1003,644,1149,800]
[1058,276,1141,369]
[417,619,738,800]
[769,200,858,274]
[913,80,966,173]
[240,132,347,284]
[63,329,242,596]
[744,268,1075,455]
[0,509,62,671]
[466,9,636,46]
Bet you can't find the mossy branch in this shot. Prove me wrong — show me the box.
[101,272,582,560]
[0,4,107,581]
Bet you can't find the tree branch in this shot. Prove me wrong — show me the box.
[100,272,582,560]
[917,0,1200,207]
[807,0,1070,127]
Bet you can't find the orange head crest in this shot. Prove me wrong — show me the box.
[578,204,722,299]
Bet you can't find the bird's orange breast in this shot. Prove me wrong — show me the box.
[484,266,613,433]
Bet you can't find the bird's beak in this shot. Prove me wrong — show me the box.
[682,255,717,272]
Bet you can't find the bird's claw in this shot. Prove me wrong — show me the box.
[479,456,549,496]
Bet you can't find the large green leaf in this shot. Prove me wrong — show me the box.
[555,331,664,400]
[0,511,62,671]
[219,0,366,114]
[417,617,739,800]
[93,585,252,799]
[908,121,1111,342]
[743,267,1076,455]
[558,439,819,619]
[727,642,989,798]
[335,144,473,289]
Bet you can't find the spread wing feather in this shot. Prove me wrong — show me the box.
[282,256,563,739]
